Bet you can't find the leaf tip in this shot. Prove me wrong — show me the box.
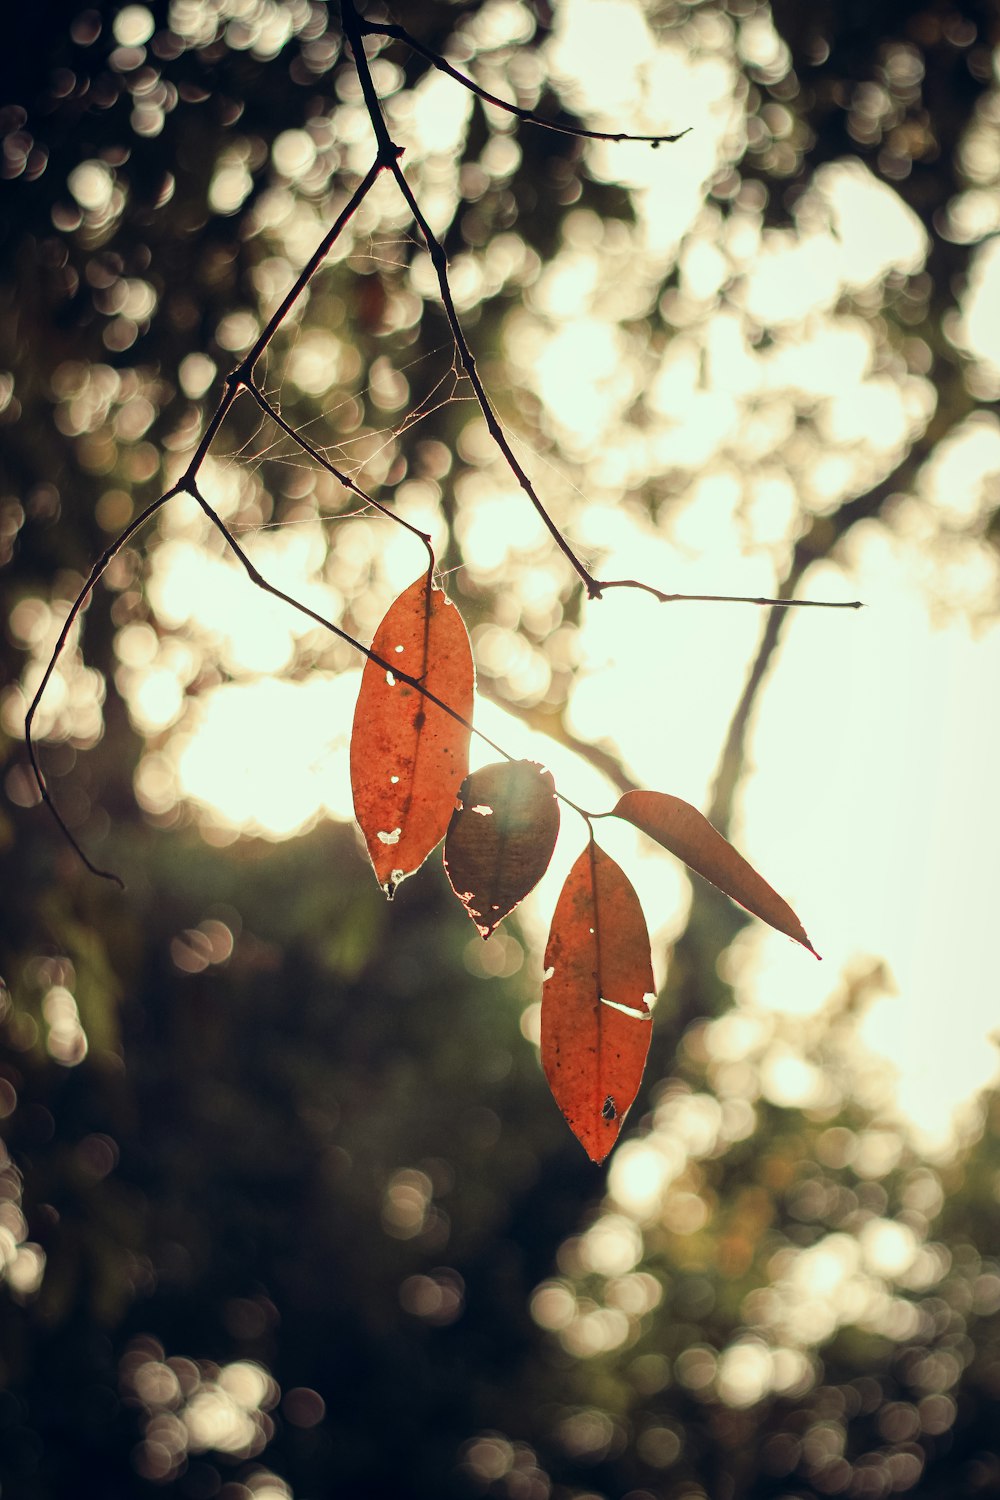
[581,1127,618,1165]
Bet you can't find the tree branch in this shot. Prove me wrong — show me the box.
[476,683,640,797]
[359,18,691,148]
[240,380,435,567]
[343,4,855,612]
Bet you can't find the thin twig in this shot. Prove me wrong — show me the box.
[240,380,435,568]
[360,19,691,148]
[23,489,180,887]
[594,578,864,609]
[189,483,596,823]
[25,153,393,879]
[241,159,387,379]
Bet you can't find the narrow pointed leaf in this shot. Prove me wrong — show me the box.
[444,760,559,938]
[351,574,474,897]
[541,842,654,1163]
[612,790,819,957]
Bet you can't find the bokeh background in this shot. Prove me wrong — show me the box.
[4,1,1000,1496]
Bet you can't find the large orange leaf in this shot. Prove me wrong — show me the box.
[351,574,474,897]
[612,790,819,957]
[541,842,654,1163]
[444,760,559,938]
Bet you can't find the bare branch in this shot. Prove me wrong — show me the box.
[342,0,602,595]
[240,381,436,569]
[242,157,388,380]
[359,18,691,148]
[23,488,180,888]
[595,578,864,609]
[477,684,640,797]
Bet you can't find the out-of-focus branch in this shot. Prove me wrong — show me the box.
[476,683,640,798]
[706,373,982,834]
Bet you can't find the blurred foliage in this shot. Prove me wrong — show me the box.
[3,2,1000,1499]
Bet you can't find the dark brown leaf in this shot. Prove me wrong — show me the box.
[444,760,559,938]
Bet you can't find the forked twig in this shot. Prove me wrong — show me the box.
[342,2,861,610]
[188,485,596,829]
[238,380,435,568]
[24,150,393,883]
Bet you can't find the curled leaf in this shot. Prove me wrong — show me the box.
[351,574,474,897]
[612,790,819,958]
[444,760,559,938]
[542,841,654,1163]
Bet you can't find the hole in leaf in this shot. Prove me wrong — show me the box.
[394,644,404,653]
[542,966,555,983]
[390,775,400,784]
[377,828,402,845]
[602,1096,617,1121]
[600,997,651,1021]
[385,671,396,686]
[383,868,406,900]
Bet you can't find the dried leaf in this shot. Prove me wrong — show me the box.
[541,842,654,1163]
[351,574,474,897]
[612,790,819,957]
[444,760,559,938]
